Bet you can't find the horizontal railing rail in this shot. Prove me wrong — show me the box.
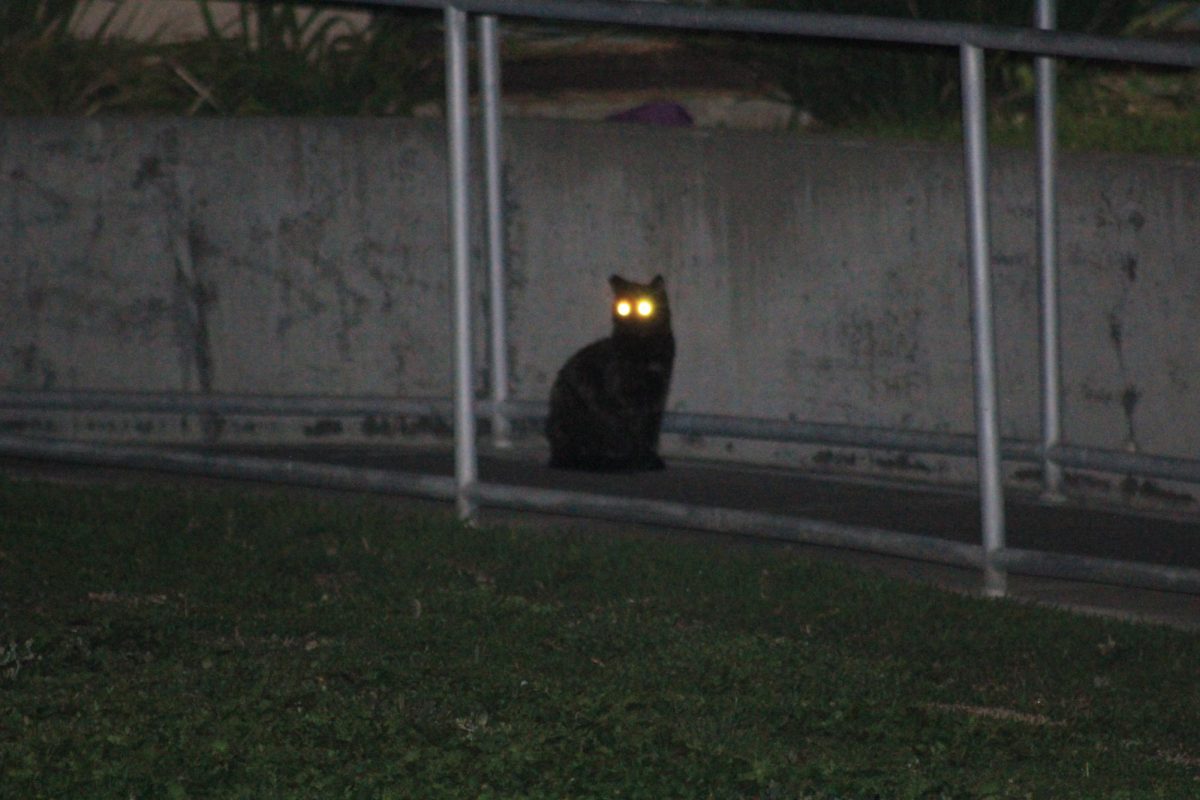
[325,0,1200,67]
[11,390,1200,485]
[3,430,1199,595]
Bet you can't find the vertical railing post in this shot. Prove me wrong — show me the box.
[445,6,477,521]
[960,43,1008,597]
[479,14,512,449]
[1036,0,1065,502]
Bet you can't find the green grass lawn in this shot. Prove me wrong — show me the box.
[2,475,1198,799]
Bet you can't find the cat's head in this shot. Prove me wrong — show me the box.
[609,274,671,337]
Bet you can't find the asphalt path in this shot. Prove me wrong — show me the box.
[245,444,1200,572]
[4,444,1199,630]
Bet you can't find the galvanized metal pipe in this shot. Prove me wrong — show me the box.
[654,407,1042,462]
[18,390,1200,485]
[0,390,1045,462]
[445,6,478,520]
[504,399,1032,458]
[471,481,986,569]
[9,428,1197,596]
[997,547,1200,596]
[1036,0,1064,502]
[476,481,1200,595]
[0,433,458,499]
[322,0,1200,68]
[479,14,512,449]
[960,44,1007,598]
[0,390,454,420]
[1051,444,1200,486]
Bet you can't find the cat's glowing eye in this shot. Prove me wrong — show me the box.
[616,300,632,317]
[636,299,654,317]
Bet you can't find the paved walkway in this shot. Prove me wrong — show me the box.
[4,444,1199,631]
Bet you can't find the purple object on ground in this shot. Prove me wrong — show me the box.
[606,101,694,126]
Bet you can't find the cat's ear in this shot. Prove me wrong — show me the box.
[609,274,629,292]
[650,275,666,290]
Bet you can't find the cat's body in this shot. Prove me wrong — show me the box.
[546,275,675,471]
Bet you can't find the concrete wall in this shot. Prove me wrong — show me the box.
[72,1,371,44]
[3,117,1200,506]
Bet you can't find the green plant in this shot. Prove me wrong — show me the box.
[163,0,434,115]
[696,0,1164,128]
[0,0,141,114]
[0,640,38,680]
[1123,1,1200,37]
[0,0,434,116]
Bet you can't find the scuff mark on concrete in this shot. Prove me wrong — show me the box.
[359,414,452,439]
[1107,310,1123,351]
[1120,385,1141,425]
[1121,254,1138,283]
[8,166,71,224]
[1012,467,1043,485]
[872,451,933,474]
[1120,475,1194,507]
[1096,189,1147,233]
[1100,198,1142,451]
[11,343,57,389]
[140,138,222,443]
[389,341,408,384]
[366,258,395,313]
[331,268,369,360]
[171,219,216,395]
[132,155,162,189]
[813,449,857,469]
[1118,383,1141,452]
[500,164,527,292]
[0,417,58,435]
[1126,478,1193,507]
[1065,472,1112,493]
[304,419,344,437]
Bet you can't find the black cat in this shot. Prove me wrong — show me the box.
[546,274,675,471]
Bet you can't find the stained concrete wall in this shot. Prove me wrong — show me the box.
[3,117,1199,505]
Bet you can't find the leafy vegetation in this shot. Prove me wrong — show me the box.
[0,0,1197,152]
[2,476,1198,798]
[0,0,142,115]
[2,0,1200,154]
[0,0,436,116]
[164,1,436,115]
[708,0,1158,120]
[699,0,1200,154]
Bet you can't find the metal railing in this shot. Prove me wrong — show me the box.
[4,0,1200,597]
[10,390,1200,484]
[432,0,1200,597]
